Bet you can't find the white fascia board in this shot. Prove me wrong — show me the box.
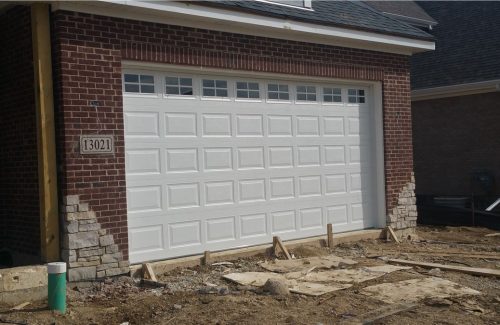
[52,0,434,55]
[412,79,500,101]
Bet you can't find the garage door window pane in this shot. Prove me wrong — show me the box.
[296,85,316,102]
[124,73,155,94]
[165,76,193,96]
[348,88,366,104]
[203,79,229,98]
[323,87,342,103]
[236,81,260,99]
[268,83,289,101]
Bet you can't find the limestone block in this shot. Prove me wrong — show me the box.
[99,235,114,246]
[105,244,119,254]
[106,267,128,277]
[78,203,89,212]
[97,263,118,272]
[98,229,107,236]
[68,266,96,282]
[63,195,79,206]
[118,261,130,268]
[66,211,96,221]
[79,219,96,225]
[97,271,105,278]
[64,231,99,249]
[69,260,100,268]
[62,205,77,213]
[101,252,122,264]
[77,256,100,262]
[78,247,103,258]
[79,223,101,232]
[65,221,79,234]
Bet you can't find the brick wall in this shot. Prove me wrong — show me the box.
[0,6,40,261]
[51,9,416,272]
[413,92,500,196]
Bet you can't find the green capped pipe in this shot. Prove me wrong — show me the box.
[47,262,66,313]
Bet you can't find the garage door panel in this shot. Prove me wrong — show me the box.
[125,71,379,263]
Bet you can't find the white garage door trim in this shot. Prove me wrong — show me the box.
[123,63,386,264]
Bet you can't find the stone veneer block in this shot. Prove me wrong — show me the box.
[68,266,96,282]
[66,211,96,221]
[64,231,99,249]
[63,195,79,206]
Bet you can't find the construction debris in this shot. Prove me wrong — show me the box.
[485,232,500,237]
[142,263,157,282]
[273,236,292,260]
[10,302,30,311]
[361,277,481,304]
[260,255,357,273]
[386,226,400,244]
[388,259,500,277]
[263,278,289,296]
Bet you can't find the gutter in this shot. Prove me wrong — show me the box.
[412,79,500,101]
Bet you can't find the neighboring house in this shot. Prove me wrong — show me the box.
[0,1,434,280]
[411,2,500,203]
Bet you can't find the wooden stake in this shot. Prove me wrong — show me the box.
[387,226,400,244]
[203,250,211,265]
[142,263,157,282]
[327,223,334,248]
[388,259,500,278]
[273,236,292,260]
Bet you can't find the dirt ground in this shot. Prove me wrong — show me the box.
[1,226,499,325]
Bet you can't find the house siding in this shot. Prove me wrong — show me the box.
[412,92,500,197]
[51,9,416,278]
[0,6,40,262]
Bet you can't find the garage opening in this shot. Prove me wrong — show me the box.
[123,66,384,264]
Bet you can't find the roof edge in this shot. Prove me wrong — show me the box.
[52,0,434,55]
[412,79,500,101]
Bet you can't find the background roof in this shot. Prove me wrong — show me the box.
[411,1,500,90]
[363,1,437,26]
[204,1,434,40]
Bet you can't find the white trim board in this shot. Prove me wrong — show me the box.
[51,1,434,55]
[412,79,500,101]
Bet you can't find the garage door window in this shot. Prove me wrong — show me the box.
[348,89,366,103]
[236,82,260,99]
[323,87,342,103]
[203,79,228,97]
[165,76,193,96]
[267,83,289,101]
[296,85,317,102]
[124,74,155,94]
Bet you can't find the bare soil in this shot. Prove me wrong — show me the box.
[1,226,499,325]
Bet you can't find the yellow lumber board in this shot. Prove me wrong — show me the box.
[31,3,59,262]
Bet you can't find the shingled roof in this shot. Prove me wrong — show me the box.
[411,2,500,90]
[204,1,434,41]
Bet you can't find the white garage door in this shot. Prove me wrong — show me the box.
[124,68,381,263]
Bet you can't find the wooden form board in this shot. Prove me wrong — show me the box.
[389,259,500,278]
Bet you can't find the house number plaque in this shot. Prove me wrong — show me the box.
[80,135,114,154]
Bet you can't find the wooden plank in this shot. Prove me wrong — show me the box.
[387,226,400,244]
[273,236,292,260]
[142,263,157,282]
[388,259,500,278]
[342,303,417,324]
[31,3,59,262]
[327,224,334,248]
[485,233,500,237]
[366,250,500,260]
